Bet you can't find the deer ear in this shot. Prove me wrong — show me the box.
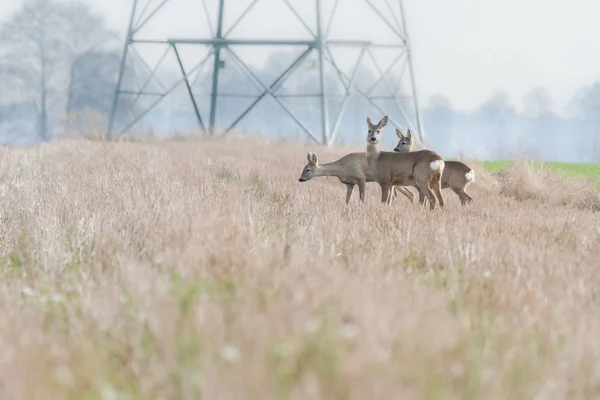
[366,116,374,127]
[395,128,403,139]
[378,115,389,128]
[311,153,318,165]
[306,152,312,163]
[406,128,412,140]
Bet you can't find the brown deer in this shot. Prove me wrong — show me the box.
[393,127,475,205]
[366,115,445,209]
[298,152,416,204]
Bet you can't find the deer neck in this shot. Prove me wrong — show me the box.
[366,143,380,168]
[316,161,344,178]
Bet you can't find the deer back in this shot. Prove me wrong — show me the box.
[443,160,473,186]
[335,152,374,182]
[373,149,441,184]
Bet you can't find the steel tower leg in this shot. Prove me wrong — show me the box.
[108,0,138,137]
[316,0,330,146]
[399,0,425,145]
[208,0,225,135]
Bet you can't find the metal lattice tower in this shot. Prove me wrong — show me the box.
[108,0,425,146]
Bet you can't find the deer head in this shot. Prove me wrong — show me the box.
[298,152,319,182]
[393,128,413,153]
[366,115,388,145]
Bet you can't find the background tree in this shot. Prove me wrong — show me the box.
[523,87,555,118]
[521,87,561,161]
[476,91,518,159]
[572,82,600,162]
[0,0,118,141]
[65,49,142,135]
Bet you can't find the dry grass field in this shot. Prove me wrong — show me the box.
[1,135,600,399]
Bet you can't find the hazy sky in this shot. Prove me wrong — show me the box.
[2,0,600,116]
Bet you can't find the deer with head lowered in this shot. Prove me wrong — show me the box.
[298,152,416,204]
[394,127,475,205]
[365,115,445,210]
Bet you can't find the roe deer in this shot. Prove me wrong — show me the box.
[298,152,416,204]
[365,115,445,210]
[393,127,475,205]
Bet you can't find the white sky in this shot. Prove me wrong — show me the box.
[2,0,600,115]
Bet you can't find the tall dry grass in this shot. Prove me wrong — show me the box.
[496,160,600,211]
[1,136,600,399]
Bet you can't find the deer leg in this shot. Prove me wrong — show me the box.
[387,187,395,205]
[414,185,426,207]
[432,186,444,209]
[380,183,392,204]
[431,172,445,209]
[391,186,407,202]
[397,186,414,203]
[416,180,436,210]
[462,189,473,205]
[451,186,472,205]
[450,186,464,205]
[358,180,366,203]
[345,184,354,204]
[388,186,396,201]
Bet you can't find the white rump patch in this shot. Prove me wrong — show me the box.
[430,160,444,171]
[465,169,475,182]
